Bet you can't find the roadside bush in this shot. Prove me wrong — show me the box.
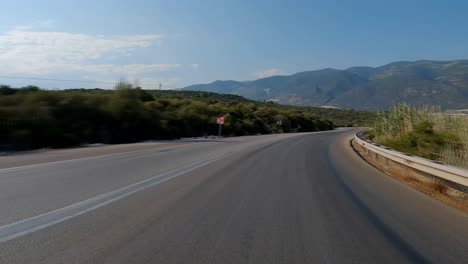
[0,82,334,150]
[371,103,468,168]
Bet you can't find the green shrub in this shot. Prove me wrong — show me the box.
[371,103,468,168]
[0,82,335,150]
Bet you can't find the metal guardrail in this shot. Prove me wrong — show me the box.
[354,131,468,187]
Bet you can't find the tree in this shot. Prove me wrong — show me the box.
[0,85,16,96]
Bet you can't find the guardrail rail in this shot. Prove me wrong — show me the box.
[354,130,468,189]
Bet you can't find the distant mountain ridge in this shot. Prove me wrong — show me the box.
[182,60,468,110]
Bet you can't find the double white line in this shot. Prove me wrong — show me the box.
[0,152,229,243]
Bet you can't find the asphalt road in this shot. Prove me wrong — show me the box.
[0,129,466,263]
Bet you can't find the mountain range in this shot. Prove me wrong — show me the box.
[182,60,468,110]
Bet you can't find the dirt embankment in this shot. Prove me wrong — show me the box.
[351,139,468,214]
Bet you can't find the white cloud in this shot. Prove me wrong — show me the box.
[0,27,181,82]
[0,25,207,89]
[0,28,168,77]
[11,19,56,31]
[253,68,284,79]
[74,64,181,75]
[81,76,180,90]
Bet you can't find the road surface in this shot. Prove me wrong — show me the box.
[0,129,466,263]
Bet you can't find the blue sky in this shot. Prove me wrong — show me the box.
[0,0,468,89]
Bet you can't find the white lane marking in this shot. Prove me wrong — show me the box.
[0,143,191,174]
[0,129,345,242]
[0,152,229,243]
[0,130,343,174]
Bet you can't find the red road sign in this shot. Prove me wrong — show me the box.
[216,117,224,125]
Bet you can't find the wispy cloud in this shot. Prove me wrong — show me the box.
[11,19,56,31]
[0,23,202,88]
[0,29,165,75]
[73,64,181,75]
[85,76,181,90]
[253,68,284,79]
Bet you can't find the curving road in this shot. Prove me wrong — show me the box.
[0,129,466,263]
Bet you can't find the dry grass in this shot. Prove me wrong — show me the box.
[436,115,468,168]
[429,179,447,194]
[401,171,417,183]
[371,104,468,169]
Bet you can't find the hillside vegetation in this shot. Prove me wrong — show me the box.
[0,83,343,150]
[183,60,468,110]
[370,104,468,168]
